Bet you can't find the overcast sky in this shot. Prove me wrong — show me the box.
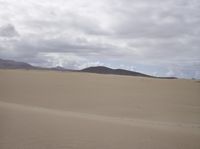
[0,0,200,78]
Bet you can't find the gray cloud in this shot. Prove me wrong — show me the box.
[0,0,200,78]
[109,0,200,39]
[0,24,19,37]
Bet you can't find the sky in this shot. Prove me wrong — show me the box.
[0,0,200,79]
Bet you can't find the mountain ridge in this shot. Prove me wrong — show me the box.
[0,58,176,79]
[0,58,35,69]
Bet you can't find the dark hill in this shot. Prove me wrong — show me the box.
[81,66,153,77]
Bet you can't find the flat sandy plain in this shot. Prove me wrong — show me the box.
[0,69,200,149]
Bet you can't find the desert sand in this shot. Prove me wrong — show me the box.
[0,69,200,149]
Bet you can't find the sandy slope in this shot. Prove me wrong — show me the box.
[0,70,200,149]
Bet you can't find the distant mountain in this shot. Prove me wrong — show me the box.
[0,58,75,72]
[0,59,35,69]
[50,66,68,71]
[0,59,176,79]
[81,66,177,79]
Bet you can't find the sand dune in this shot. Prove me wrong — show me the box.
[0,70,200,149]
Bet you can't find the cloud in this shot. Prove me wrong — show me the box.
[0,24,19,38]
[0,0,200,78]
[110,0,200,39]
